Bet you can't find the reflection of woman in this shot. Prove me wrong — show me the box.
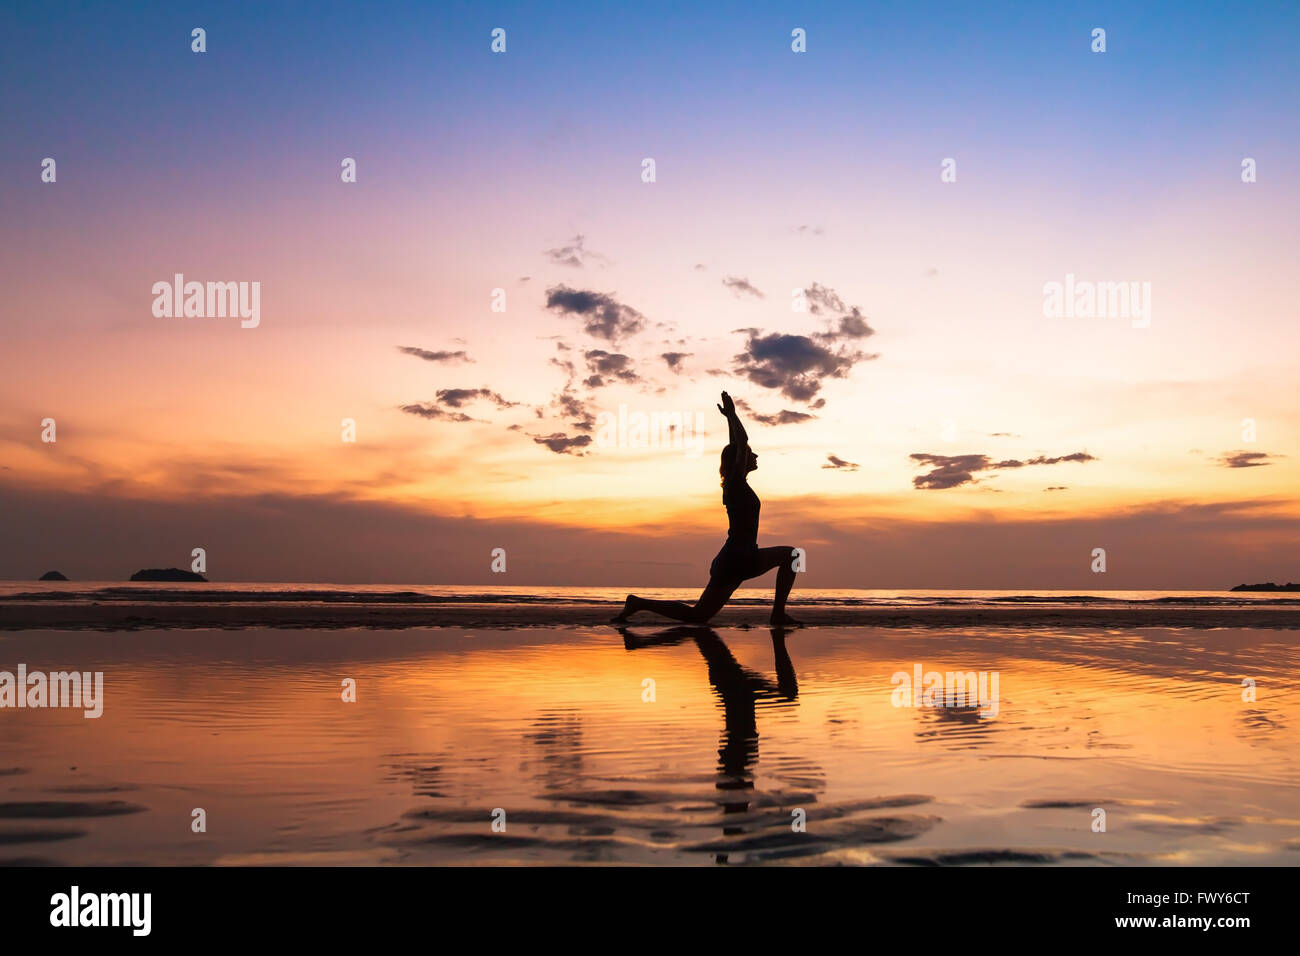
[620,626,808,862]
[612,392,802,626]
[620,625,798,789]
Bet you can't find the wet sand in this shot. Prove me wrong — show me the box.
[1,624,1298,865]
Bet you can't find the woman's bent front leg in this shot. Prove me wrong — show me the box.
[751,546,802,626]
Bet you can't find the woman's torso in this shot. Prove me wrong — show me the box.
[723,479,760,548]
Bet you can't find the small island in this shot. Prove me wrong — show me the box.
[38,570,69,581]
[1230,582,1300,592]
[129,568,209,582]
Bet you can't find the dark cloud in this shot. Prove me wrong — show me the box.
[543,234,607,268]
[693,263,708,271]
[582,349,639,389]
[822,455,860,471]
[546,285,646,342]
[752,409,817,426]
[795,225,825,236]
[401,387,520,422]
[730,285,878,403]
[399,403,476,423]
[660,351,692,372]
[910,451,1097,490]
[1044,486,1068,491]
[722,276,764,299]
[733,330,877,402]
[397,346,474,364]
[1217,451,1278,468]
[909,454,993,490]
[531,433,593,455]
[436,388,519,409]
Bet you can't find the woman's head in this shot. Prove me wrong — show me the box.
[719,444,759,485]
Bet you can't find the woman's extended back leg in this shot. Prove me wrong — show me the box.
[612,577,739,623]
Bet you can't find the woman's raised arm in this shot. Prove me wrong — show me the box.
[717,391,748,442]
[717,391,749,481]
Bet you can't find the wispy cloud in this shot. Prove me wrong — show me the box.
[1216,451,1279,468]
[910,451,1097,489]
[543,234,608,268]
[660,351,692,372]
[399,387,519,422]
[436,388,519,409]
[531,432,593,455]
[397,346,474,364]
[543,354,597,431]
[803,283,875,340]
[822,454,859,471]
[803,283,850,315]
[722,276,764,299]
[752,409,817,426]
[399,403,476,423]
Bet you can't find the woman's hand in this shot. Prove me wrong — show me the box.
[718,390,747,450]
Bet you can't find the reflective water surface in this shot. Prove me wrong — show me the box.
[2,625,1298,865]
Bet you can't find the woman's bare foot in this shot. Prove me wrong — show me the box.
[770,611,803,627]
[611,595,639,623]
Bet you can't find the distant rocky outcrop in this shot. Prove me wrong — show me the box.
[129,568,208,582]
[38,570,69,581]
[1230,582,1300,592]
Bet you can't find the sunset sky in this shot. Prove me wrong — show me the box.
[2,1,1298,586]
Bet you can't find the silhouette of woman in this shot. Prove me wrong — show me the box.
[618,625,803,838]
[612,391,803,626]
